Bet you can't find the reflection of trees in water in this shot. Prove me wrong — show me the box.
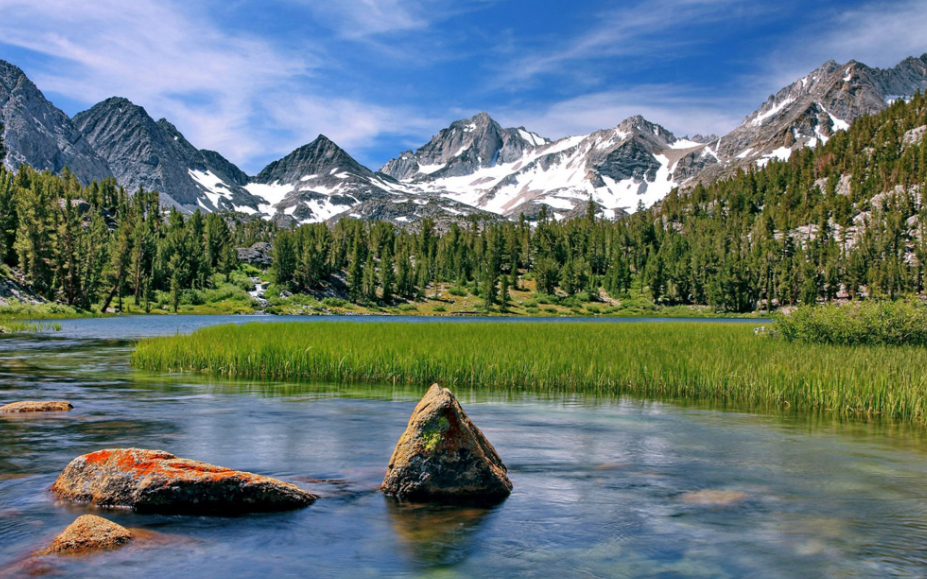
[385,499,496,568]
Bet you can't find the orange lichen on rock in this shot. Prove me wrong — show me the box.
[0,401,73,413]
[381,384,512,504]
[51,448,317,514]
[37,515,132,556]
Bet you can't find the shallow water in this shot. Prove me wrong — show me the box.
[2,316,926,578]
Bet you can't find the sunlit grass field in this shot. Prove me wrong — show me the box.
[132,321,927,422]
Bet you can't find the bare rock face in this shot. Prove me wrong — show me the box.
[0,60,113,184]
[50,448,317,514]
[0,401,73,413]
[38,515,132,556]
[382,384,512,504]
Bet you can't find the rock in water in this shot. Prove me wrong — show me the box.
[381,384,512,504]
[50,448,317,514]
[38,515,132,555]
[0,401,73,413]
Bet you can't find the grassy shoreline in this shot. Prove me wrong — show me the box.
[2,299,764,320]
[132,321,927,423]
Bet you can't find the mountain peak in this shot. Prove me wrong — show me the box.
[254,134,371,185]
[99,96,135,106]
[0,60,112,184]
[311,134,339,148]
[615,115,674,142]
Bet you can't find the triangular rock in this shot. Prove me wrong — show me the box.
[38,515,132,555]
[381,384,512,504]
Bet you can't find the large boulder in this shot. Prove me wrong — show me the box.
[0,401,73,413]
[236,242,273,267]
[50,448,317,514]
[381,384,512,504]
[38,515,132,555]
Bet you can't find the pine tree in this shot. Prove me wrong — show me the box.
[380,245,395,303]
[272,231,297,289]
[347,239,364,302]
[499,274,510,312]
[362,253,377,302]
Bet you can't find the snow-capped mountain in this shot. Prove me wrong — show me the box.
[381,111,548,181]
[3,54,927,224]
[383,113,715,219]
[245,134,401,223]
[0,60,111,184]
[73,97,263,213]
[246,135,497,228]
[700,54,927,180]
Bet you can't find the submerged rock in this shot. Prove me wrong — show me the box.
[681,490,748,506]
[0,401,73,413]
[51,448,317,514]
[38,515,132,555]
[382,384,512,504]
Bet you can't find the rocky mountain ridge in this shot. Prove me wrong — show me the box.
[0,60,111,185]
[2,54,927,224]
[72,97,264,212]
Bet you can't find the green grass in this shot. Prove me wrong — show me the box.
[0,318,61,333]
[132,321,927,423]
[0,302,100,319]
[774,300,927,346]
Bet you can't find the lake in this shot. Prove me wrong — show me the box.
[2,315,925,578]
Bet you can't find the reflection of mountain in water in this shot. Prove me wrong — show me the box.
[385,500,496,568]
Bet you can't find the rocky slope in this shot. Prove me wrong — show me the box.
[0,60,111,184]
[381,111,548,180]
[246,135,494,228]
[73,98,263,213]
[383,113,714,219]
[701,54,927,180]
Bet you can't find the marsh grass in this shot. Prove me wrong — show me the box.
[133,321,927,422]
[0,319,61,333]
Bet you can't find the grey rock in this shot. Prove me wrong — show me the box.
[0,60,112,184]
[904,125,927,146]
[236,242,273,267]
[73,97,263,213]
[381,384,512,504]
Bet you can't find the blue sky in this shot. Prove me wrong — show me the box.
[1,0,926,174]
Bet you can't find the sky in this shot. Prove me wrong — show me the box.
[0,0,926,174]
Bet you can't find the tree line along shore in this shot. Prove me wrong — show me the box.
[0,94,926,318]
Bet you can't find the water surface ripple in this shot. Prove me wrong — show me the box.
[1,316,925,578]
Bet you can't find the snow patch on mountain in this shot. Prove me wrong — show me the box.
[752,96,795,127]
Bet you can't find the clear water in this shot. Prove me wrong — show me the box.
[2,316,926,578]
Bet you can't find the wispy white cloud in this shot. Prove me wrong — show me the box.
[492,0,764,87]
[0,0,440,172]
[496,85,748,142]
[1,0,925,176]
[288,0,432,38]
[491,0,927,144]
[762,0,927,91]
[261,93,445,167]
